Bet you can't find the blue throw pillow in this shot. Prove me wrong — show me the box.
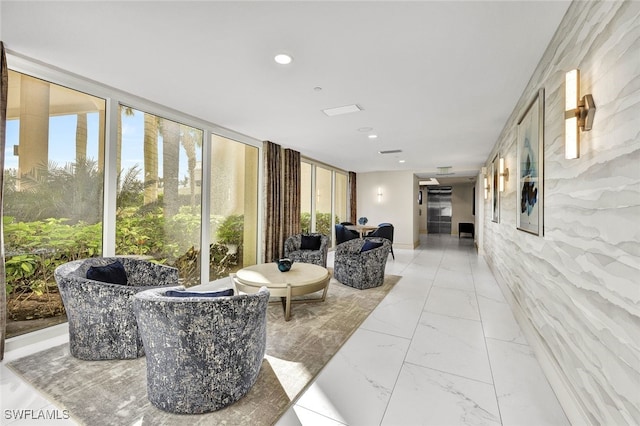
[86,260,128,285]
[300,235,322,250]
[165,288,234,298]
[360,240,383,253]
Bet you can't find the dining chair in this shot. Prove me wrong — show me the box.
[365,223,395,259]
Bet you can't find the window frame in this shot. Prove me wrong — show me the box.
[300,157,349,246]
[7,53,264,285]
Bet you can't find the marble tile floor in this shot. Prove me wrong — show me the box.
[277,234,570,426]
[0,234,570,426]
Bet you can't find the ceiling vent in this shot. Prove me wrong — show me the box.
[378,149,402,154]
[436,166,454,175]
[322,104,362,116]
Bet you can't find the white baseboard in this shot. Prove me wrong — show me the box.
[485,256,593,426]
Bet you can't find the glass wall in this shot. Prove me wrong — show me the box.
[301,162,312,233]
[335,172,348,225]
[3,64,262,339]
[315,166,333,240]
[116,107,203,286]
[3,70,106,337]
[208,134,258,281]
[300,159,349,246]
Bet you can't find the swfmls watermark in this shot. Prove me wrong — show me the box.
[4,409,70,421]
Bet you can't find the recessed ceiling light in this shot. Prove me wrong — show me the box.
[368,134,378,139]
[399,160,406,163]
[322,104,362,116]
[274,53,293,65]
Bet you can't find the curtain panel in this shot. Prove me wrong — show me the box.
[0,42,8,359]
[283,149,301,238]
[263,141,282,263]
[349,171,357,224]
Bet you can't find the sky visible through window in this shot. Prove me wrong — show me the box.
[4,111,195,183]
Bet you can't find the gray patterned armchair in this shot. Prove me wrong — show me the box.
[334,237,392,289]
[54,257,178,360]
[284,233,329,267]
[133,286,269,414]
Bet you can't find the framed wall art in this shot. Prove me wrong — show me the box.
[517,88,544,235]
[491,154,500,223]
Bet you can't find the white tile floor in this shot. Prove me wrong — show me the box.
[277,234,570,426]
[0,234,570,426]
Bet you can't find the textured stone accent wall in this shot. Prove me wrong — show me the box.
[482,1,640,424]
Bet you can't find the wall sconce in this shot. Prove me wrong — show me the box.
[377,187,383,202]
[499,157,509,192]
[482,167,489,200]
[565,69,596,159]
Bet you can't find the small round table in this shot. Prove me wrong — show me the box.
[232,262,330,321]
[345,224,378,237]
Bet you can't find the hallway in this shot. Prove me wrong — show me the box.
[278,234,570,425]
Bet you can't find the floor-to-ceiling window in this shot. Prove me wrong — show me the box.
[3,60,263,340]
[116,107,203,286]
[335,172,348,226]
[208,134,258,281]
[301,161,313,233]
[315,166,332,240]
[3,70,106,337]
[300,159,348,245]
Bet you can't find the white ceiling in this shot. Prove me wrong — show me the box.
[1,1,570,179]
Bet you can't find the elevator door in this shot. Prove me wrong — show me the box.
[427,186,452,234]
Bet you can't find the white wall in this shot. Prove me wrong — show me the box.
[451,182,475,236]
[481,1,640,424]
[356,171,419,249]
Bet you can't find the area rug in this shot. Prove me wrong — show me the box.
[7,274,401,426]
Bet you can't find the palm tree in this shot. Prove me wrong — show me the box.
[5,159,102,224]
[75,113,87,165]
[117,106,134,180]
[161,118,180,217]
[143,113,158,205]
[116,165,144,212]
[180,126,202,207]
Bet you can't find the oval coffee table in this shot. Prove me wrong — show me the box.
[232,262,330,321]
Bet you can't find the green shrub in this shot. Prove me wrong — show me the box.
[3,210,250,298]
[216,214,244,246]
[301,212,339,236]
[4,217,102,296]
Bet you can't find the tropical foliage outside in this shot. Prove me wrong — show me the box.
[4,159,245,337]
[3,69,259,339]
[301,211,341,237]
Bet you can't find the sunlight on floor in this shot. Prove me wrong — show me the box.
[265,355,314,400]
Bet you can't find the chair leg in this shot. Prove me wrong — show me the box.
[391,246,395,260]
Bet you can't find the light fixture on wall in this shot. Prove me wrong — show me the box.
[482,167,489,200]
[377,187,383,202]
[565,69,596,159]
[499,157,509,192]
